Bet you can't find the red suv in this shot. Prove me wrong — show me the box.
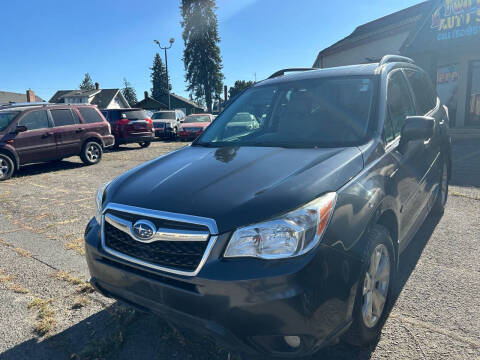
[0,103,114,181]
[101,108,153,149]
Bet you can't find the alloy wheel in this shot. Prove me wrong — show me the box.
[86,144,100,162]
[362,243,390,329]
[0,158,10,179]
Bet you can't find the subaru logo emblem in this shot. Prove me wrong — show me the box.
[132,220,156,241]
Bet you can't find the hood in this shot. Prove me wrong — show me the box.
[106,145,364,233]
[181,122,210,129]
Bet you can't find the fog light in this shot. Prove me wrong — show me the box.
[284,336,301,348]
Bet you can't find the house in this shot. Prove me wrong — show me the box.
[313,0,480,130]
[49,83,130,109]
[0,89,44,104]
[158,93,204,115]
[134,91,168,111]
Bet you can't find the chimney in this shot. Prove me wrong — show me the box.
[26,89,35,103]
[224,85,228,102]
[144,91,149,99]
[95,82,99,90]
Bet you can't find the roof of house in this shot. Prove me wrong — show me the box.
[134,96,168,110]
[49,88,125,109]
[169,93,203,110]
[314,1,434,62]
[0,91,44,104]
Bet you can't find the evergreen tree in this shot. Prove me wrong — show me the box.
[181,0,224,112]
[229,80,254,99]
[79,73,95,91]
[150,53,170,102]
[121,78,138,106]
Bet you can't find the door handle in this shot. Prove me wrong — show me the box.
[42,132,54,138]
[76,128,85,133]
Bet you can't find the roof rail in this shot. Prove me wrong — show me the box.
[0,102,50,109]
[379,55,415,66]
[268,68,316,79]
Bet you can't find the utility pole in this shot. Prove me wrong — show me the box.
[154,38,175,109]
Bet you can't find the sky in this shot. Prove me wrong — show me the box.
[0,0,423,102]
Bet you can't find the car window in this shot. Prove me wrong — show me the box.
[152,112,175,120]
[404,69,437,115]
[17,110,51,131]
[385,71,415,142]
[121,110,146,120]
[101,111,109,120]
[78,107,104,123]
[197,76,377,148]
[50,109,78,127]
[184,115,211,123]
[0,111,20,132]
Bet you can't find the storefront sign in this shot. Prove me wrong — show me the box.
[432,0,480,41]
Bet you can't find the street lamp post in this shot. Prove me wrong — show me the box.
[154,38,174,109]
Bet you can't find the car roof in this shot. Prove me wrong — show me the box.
[0,103,96,112]
[256,62,422,87]
[103,108,142,112]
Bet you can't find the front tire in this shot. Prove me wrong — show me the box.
[344,225,395,347]
[0,154,15,181]
[432,160,448,215]
[139,141,151,148]
[80,141,103,165]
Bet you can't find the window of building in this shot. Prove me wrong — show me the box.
[385,71,415,142]
[404,69,437,115]
[78,107,103,123]
[50,109,78,127]
[468,61,480,126]
[18,110,50,131]
[437,64,459,127]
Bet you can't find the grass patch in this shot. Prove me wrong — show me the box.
[14,247,32,257]
[0,270,14,283]
[77,282,95,294]
[28,298,55,336]
[65,237,85,256]
[72,296,90,309]
[451,191,480,201]
[52,270,84,285]
[8,283,29,294]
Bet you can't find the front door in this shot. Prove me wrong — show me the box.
[50,108,83,158]
[467,60,480,127]
[14,109,57,164]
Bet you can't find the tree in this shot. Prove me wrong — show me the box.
[228,80,254,99]
[121,78,138,106]
[150,53,170,102]
[79,73,95,91]
[181,0,224,112]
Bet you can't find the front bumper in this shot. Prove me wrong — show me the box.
[85,217,360,357]
[178,130,202,140]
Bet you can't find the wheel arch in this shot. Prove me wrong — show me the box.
[0,147,19,170]
[375,209,399,269]
[83,136,103,149]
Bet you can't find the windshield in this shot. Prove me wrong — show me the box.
[152,111,175,120]
[184,115,211,123]
[195,76,377,148]
[0,111,20,132]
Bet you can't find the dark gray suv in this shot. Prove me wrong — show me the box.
[85,56,451,357]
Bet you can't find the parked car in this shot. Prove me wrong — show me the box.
[177,113,214,141]
[101,109,153,149]
[151,109,185,139]
[0,103,113,181]
[86,56,451,357]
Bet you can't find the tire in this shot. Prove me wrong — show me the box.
[139,141,151,148]
[343,225,395,347]
[432,159,449,215]
[0,153,15,181]
[80,141,103,165]
[171,128,177,141]
[112,142,120,150]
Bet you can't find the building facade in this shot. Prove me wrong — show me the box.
[49,84,130,109]
[314,0,480,129]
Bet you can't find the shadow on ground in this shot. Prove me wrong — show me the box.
[450,138,480,187]
[14,160,85,178]
[0,211,441,360]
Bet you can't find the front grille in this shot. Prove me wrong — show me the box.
[184,127,201,132]
[104,222,208,272]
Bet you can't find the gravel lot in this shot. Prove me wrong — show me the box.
[0,139,479,360]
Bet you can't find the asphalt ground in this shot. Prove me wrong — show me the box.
[0,139,479,360]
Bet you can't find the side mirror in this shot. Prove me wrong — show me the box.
[15,125,28,134]
[400,116,434,146]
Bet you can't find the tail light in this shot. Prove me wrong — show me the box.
[145,118,153,125]
[117,119,130,126]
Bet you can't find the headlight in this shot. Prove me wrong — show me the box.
[95,182,111,224]
[224,192,337,259]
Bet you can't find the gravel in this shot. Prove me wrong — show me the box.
[0,139,479,360]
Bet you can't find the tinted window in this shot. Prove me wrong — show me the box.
[385,71,415,142]
[18,110,50,131]
[0,111,19,132]
[197,76,377,148]
[51,109,77,127]
[78,107,104,123]
[101,110,109,120]
[152,111,175,120]
[184,115,211,123]
[404,69,437,115]
[120,110,146,120]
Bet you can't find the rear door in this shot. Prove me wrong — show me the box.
[50,108,83,158]
[77,107,110,137]
[14,109,56,164]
